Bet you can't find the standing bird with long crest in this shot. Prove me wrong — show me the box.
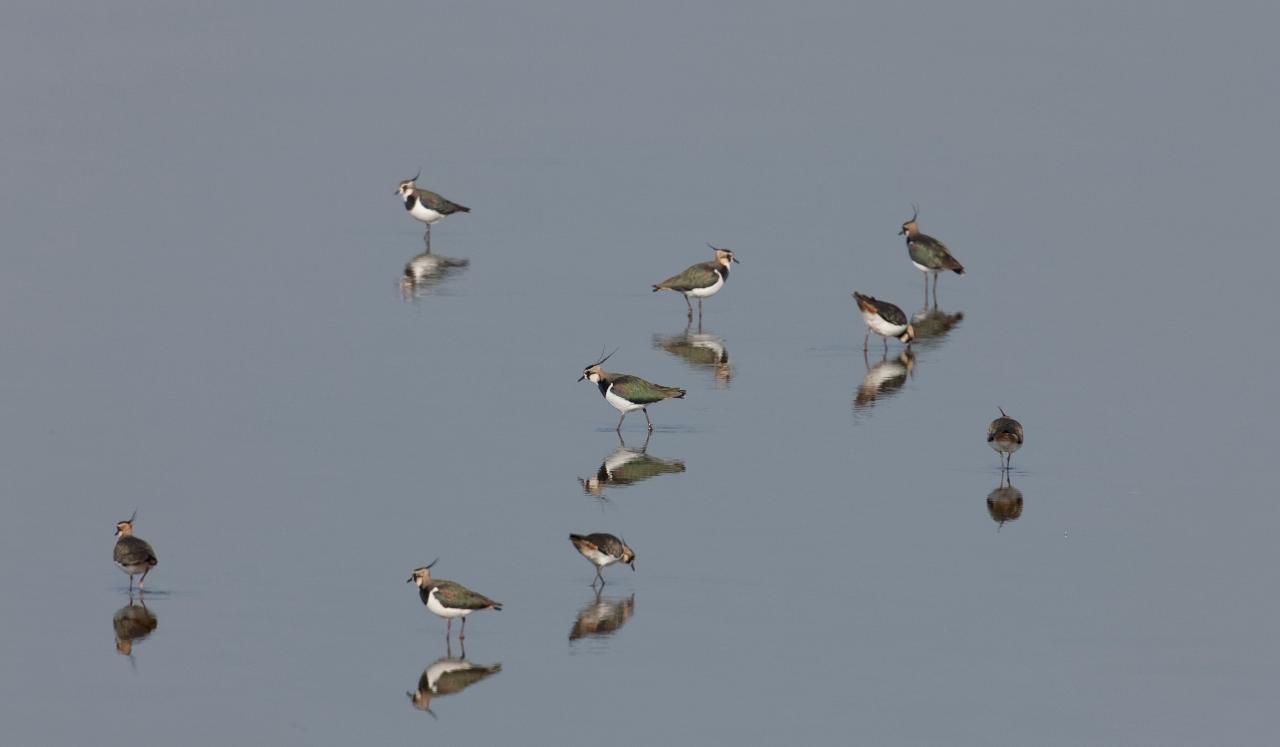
[407,560,502,641]
[395,169,470,249]
[113,511,158,593]
[987,407,1025,471]
[578,349,686,432]
[652,245,740,321]
[900,205,964,307]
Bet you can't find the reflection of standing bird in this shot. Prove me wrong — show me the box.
[987,408,1025,470]
[986,475,1024,528]
[652,324,732,388]
[113,599,158,656]
[578,350,685,432]
[852,292,915,352]
[407,651,502,714]
[900,205,964,306]
[113,512,158,592]
[909,307,965,342]
[395,170,470,248]
[569,533,636,587]
[569,591,636,641]
[579,433,685,497]
[653,245,740,321]
[854,349,914,410]
[408,561,502,640]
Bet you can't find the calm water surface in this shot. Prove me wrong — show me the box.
[2,2,1279,745]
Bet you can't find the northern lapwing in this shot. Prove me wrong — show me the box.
[900,205,964,306]
[408,560,502,640]
[408,646,502,715]
[852,292,915,352]
[578,349,686,432]
[569,590,636,641]
[396,170,470,249]
[986,472,1024,529]
[579,432,686,497]
[653,245,739,321]
[987,407,1024,470]
[569,533,636,587]
[113,598,158,657]
[113,511,157,593]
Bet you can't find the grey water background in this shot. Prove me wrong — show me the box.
[2,2,1278,744]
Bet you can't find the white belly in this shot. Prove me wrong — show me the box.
[990,439,1022,456]
[684,273,725,299]
[604,385,644,414]
[426,589,474,619]
[582,547,619,568]
[862,310,907,338]
[116,562,148,575]
[408,202,445,224]
[910,261,934,274]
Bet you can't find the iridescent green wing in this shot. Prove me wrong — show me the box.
[655,261,720,292]
[435,664,502,695]
[114,537,157,567]
[608,375,685,404]
[908,234,963,272]
[987,418,1024,443]
[414,188,469,214]
[611,456,686,484]
[433,580,501,610]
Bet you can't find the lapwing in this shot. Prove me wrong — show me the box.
[396,170,470,249]
[569,533,636,587]
[569,590,636,641]
[578,349,686,432]
[408,560,502,640]
[652,245,740,321]
[408,645,502,715]
[852,292,915,352]
[579,431,686,497]
[900,205,964,306]
[854,349,915,410]
[113,597,158,657]
[652,322,732,388]
[987,407,1025,470]
[113,511,157,593]
[986,472,1024,529]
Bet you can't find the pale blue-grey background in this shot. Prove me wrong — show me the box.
[2,2,1278,744]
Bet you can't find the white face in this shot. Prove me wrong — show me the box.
[398,182,414,196]
[586,371,601,383]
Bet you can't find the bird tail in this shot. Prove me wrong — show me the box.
[652,284,664,292]
[456,205,471,213]
[490,602,503,611]
[951,262,965,275]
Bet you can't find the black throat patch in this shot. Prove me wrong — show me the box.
[403,195,417,211]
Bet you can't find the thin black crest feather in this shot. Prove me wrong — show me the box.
[586,346,619,369]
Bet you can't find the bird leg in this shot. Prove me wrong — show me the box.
[863,329,870,352]
[616,412,627,432]
[425,224,433,251]
[932,272,939,306]
[698,298,704,320]
[139,568,150,591]
[596,566,606,586]
[459,617,467,640]
[127,574,134,593]
[643,408,653,431]
[446,618,452,639]
[684,295,693,321]
[883,336,889,353]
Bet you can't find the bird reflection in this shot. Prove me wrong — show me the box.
[113,595,158,659]
[579,431,686,498]
[407,640,502,717]
[910,306,964,344]
[986,473,1025,529]
[399,248,470,299]
[569,589,636,642]
[652,322,732,388]
[853,348,915,410]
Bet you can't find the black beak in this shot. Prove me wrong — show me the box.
[732,256,740,264]
[898,227,906,235]
[577,374,586,382]
[630,562,636,571]
[406,576,414,583]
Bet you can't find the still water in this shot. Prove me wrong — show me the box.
[2,2,1279,745]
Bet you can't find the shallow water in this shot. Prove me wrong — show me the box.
[3,2,1279,745]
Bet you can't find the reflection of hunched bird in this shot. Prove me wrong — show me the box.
[579,432,685,497]
[400,250,470,298]
[852,292,915,352]
[652,323,732,388]
[408,561,502,641]
[909,307,965,342]
[987,408,1025,470]
[113,511,158,593]
[578,349,686,432]
[900,205,964,307]
[854,349,915,410]
[986,473,1024,528]
[407,643,502,716]
[569,590,636,641]
[113,597,158,657]
[569,533,636,587]
[395,170,470,249]
[652,245,740,322]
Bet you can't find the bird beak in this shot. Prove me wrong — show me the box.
[630,562,636,571]
[406,576,414,583]
[577,374,586,382]
[732,256,740,264]
[898,227,906,235]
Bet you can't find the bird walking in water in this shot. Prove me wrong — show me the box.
[900,205,964,307]
[408,560,502,641]
[569,533,636,587]
[652,245,740,322]
[396,170,470,250]
[987,407,1025,470]
[852,292,915,352]
[113,511,158,593]
[578,349,686,432]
